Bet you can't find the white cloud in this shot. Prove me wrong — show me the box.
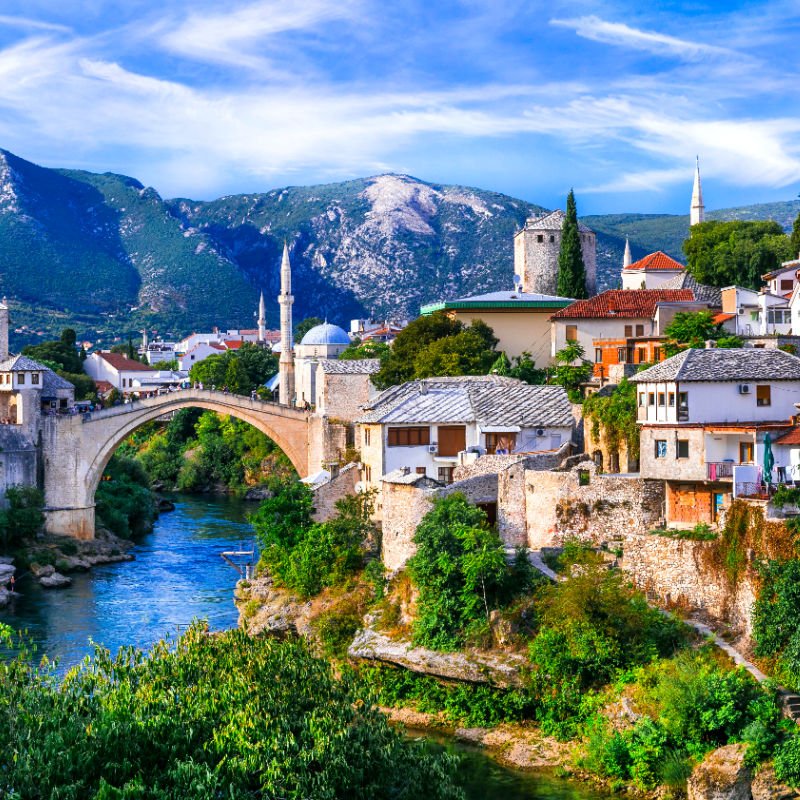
[549,15,736,61]
[0,15,71,33]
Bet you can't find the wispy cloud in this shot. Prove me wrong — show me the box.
[0,15,71,34]
[549,15,735,61]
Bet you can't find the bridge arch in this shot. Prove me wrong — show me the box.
[43,389,311,539]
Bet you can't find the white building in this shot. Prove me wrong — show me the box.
[178,341,227,372]
[358,376,574,491]
[632,348,800,526]
[718,286,791,337]
[294,322,352,406]
[84,352,184,396]
[621,252,686,291]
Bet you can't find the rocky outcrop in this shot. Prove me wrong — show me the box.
[40,572,72,589]
[688,744,751,800]
[751,766,800,799]
[236,574,312,637]
[348,627,527,688]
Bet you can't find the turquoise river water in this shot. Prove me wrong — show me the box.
[0,494,607,800]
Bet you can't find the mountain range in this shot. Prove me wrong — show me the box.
[1,148,798,348]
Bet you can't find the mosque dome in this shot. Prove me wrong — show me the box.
[300,323,350,346]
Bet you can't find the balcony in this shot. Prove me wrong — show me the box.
[707,461,745,480]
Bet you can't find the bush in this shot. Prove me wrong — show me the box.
[95,456,156,538]
[408,494,536,651]
[0,624,462,800]
[0,486,45,549]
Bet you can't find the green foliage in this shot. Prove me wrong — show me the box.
[528,566,686,738]
[791,212,800,259]
[338,340,391,361]
[253,483,376,598]
[22,330,84,373]
[312,608,363,659]
[772,484,800,508]
[551,341,592,402]
[491,351,547,385]
[58,370,97,400]
[663,310,742,356]
[188,343,277,395]
[774,732,800,787]
[583,377,639,460]
[294,316,324,341]
[407,494,535,650]
[557,190,588,299]
[683,219,793,289]
[0,486,44,550]
[0,623,462,800]
[360,664,535,727]
[95,456,156,538]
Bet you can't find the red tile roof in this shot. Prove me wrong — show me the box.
[223,340,243,350]
[97,352,153,371]
[713,312,736,324]
[774,427,800,446]
[551,289,696,320]
[625,251,685,272]
[94,380,114,393]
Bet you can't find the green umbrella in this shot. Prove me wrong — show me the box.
[763,432,775,488]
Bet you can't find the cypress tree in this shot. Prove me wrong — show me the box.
[557,189,588,299]
[791,211,800,259]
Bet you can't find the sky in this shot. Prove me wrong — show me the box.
[0,0,799,214]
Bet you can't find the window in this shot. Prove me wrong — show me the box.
[595,348,602,363]
[485,432,517,454]
[415,467,426,475]
[648,392,655,406]
[668,392,675,407]
[549,235,555,243]
[17,373,24,385]
[635,324,645,336]
[638,393,645,407]
[678,392,688,410]
[781,279,794,291]
[387,426,430,447]
[565,325,578,342]
[624,325,633,337]
[767,309,791,325]
[364,465,372,482]
[655,440,668,459]
[437,425,467,457]
[637,348,646,363]
[756,385,771,407]
[438,466,455,484]
[578,469,591,486]
[677,439,689,459]
[364,428,371,446]
[31,373,39,385]
[740,441,754,463]
[617,347,627,363]
[537,234,544,243]
[658,393,665,406]
[654,347,662,362]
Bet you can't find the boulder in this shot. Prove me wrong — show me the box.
[0,555,14,565]
[244,485,274,501]
[348,627,527,688]
[687,744,751,800]
[751,766,800,800]
[40,572,72,589]
[30,562,55,578]
[0,563,15,583]
[157,498,176,512]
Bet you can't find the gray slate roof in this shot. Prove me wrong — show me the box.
[359,375,573,427]
[522,209,593,234]
[445,290,571,303]
[318,358,381,374]
[0,354,50,372]
[659,272,722,307]
[382,468,442,486]
[632,348,800,383]
[42,370,74,394]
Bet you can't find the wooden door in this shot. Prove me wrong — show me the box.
[438,426,467,457]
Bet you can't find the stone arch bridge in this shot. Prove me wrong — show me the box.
[41,389,315,539]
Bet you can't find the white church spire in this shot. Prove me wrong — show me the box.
[623,237,632,268]
[691,156,705,226]
[277,241,295,406]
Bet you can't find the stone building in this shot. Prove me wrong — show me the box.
[514,209,597,296]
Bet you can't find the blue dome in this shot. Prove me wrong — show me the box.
[300,323,350,346]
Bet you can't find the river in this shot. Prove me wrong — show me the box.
[0,494,606,800]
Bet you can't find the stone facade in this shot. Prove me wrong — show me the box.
[525,462,665,549]
[380,476,441,571]
[312,463,360,522]
[514,211,597,297]
[316,370,376,421]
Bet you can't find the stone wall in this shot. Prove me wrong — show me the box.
[525,462,665,548]
[0,426,39,506]
[312,463,360,522]
[318,372,376,422]
[621,533,758,638]
[381,479,438,571]
[307,416,350,474]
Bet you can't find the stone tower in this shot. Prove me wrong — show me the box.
[277,243,295,406]
[257,291,266,343]
[514,210,597,297]
[690,156,705,226]
[0,297,9,361]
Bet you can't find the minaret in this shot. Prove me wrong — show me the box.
[277,242,295,406]
[690,156,705,226]
[622,237,632,268]
[257,291,266,344]
[0,297,8,361]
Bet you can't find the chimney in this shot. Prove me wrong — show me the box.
[704,339,717,349]
[401,466,411,476]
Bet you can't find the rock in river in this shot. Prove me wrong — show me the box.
[40,572,72,589]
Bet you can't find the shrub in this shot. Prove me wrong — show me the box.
[0,486,45,549]
[0,624,462,800]
[95,456,156,538]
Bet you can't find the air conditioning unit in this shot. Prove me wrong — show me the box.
[737,308,745,315]
[428,444,438,454]
[738,384,751,395]
[536,428,545,436]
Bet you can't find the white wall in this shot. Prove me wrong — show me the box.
[621,269,684,291]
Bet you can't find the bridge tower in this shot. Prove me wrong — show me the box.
[278,242,295,405]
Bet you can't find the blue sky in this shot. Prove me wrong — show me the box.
[0,0,798,214]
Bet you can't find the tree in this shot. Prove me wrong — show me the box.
[411,321,498,380]
[373,312,464,388]
[23,329,83,373]
[557,190,588,299]
[551,341,592,401]
[294,317,324,341]
[0,486,44,550]
[663,310,742,356]
[60,328,77,348]
[188,346,276,396]
[791,211,800,259]
[509,352,548,385]
[683,220,793,289]
[339,340,391,361]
